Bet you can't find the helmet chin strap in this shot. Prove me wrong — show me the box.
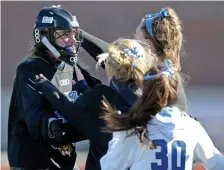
[41,36,61,58]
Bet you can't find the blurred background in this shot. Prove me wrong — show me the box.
[1,1,224,169]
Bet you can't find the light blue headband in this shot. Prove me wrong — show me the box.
[145,8,169,48]
[144,59,175,80]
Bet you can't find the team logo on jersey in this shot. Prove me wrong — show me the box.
[60,79,69,86]
[64,90,79,102]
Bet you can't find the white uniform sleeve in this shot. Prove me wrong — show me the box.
[194,122,224,170]
[100,131,135,170]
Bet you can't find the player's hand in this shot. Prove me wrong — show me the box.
[28,73,52,90]
[28,73,48,86]
[48,118,64,142]
[72,80,76,85]
[35,73,46,80]
[27,74,48,94]
[74,65,85,81]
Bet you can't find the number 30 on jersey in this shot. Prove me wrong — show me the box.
[151,139,186,170]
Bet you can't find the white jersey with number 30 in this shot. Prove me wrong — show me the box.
[100,107,224,170]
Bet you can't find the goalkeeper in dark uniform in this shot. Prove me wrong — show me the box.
[7,5,100,170]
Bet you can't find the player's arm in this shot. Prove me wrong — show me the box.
[81,29,109,69]
[72,65,91,93]
[27,75,109,147]
[16,65,60,141]
[72,64,101,93]
[194,121,224,170]
[72,78,90,94]
[100,131,134,170]
[60,123,87,143]
[79,66,102,88]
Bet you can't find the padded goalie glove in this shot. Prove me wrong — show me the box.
[48,118,65,141]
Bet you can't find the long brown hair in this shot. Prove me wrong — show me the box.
[102,63,178,147]
[141,7,183,71]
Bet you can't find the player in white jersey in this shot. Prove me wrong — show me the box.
[100,60,224,170]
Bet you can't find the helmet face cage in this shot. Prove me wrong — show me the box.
[33,28,82,67]
[33,6,83,67]
[51,28,83,54]
[51,28,83,67]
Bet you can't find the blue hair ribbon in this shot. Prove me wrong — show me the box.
[144,59,174,80]
[145,8,169,47]
[123,47,143,68]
